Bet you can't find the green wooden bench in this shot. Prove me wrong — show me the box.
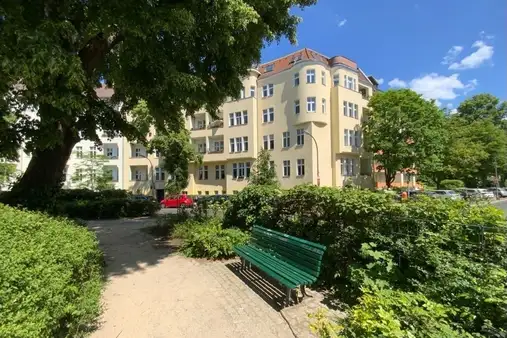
[233,225,326,307]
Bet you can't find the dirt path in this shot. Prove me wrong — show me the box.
[88,218,297,338]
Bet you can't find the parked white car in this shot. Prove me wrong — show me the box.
[477,189,495,199]
[487,187,507,198]
[432,190,462,200]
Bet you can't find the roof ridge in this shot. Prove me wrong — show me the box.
[259,48,311,66]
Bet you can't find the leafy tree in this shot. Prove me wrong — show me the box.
[363,89,445,188]
[457,93,507,126]
[0,162,17,188]
[71,152,114,191]
[0,0,315,201]
[249,149,279,186]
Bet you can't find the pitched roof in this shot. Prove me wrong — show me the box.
[257,48,374,86]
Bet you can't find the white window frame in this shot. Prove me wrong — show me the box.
[343,101,348,116]
[242,110,248,124]
[75,168,83,180]
[229,112,235,127]
[306,69,315,83]
[229,138,235,153]
[354,130,361,147]
[214,140,224,152]
[341,158,355,176]
[243,136,248,152]
[90,146,96,158]
[307,97,316,112]
[238,162,245,178]
[353,104,358,119]
[76,146,83,159]
[235,137,243,152]
[321,71,326,85]
[297,159,305,176]
[294,72,300,87]
[235,111,242,126]
[296,129,305,146]
[263,107,274,123]
[333,74,340,87]
[240,87,245,99]
[134,147,142,158]
[283,160,291,177]
[322,98,326,113]
[134,169,143,181]
[348,102,354,117]
[282,131,290,148]
[215,165,226,180]
[232,163,238,179]
[250,86,256,97]
[294,100,300,114]
[262,84,274,97]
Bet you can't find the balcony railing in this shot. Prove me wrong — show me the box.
[208,148,224,154]
[191,124,206,130]
[208,119,224,129]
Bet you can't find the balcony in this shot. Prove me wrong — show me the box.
[208,119,224,129]
[191,125,206,131]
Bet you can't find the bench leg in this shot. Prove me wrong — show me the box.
[301,285,312,298]
[240,258,245,270]
[283,287,292,308]
[248,261,252,270]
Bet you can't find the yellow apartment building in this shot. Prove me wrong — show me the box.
[183,48,381,195]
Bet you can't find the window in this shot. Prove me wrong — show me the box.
[283,160,291,177]
[296,129,305,146]
[229,113,234,127]
[236,137,243,152]
[134,147,142,157]
[333,74,340,87]
[215,165,225,179]
[322,98,326,113]
[205,191,210,195]
[222,190,226,195]
[294,100,300,114]
[246,162,251,178]
[238,163,245,178]
[250,86,256,97]
[235,111,242,126]
[134,170,143,181]
[282,131,291,148]
[198,191,202,195]
[242,110,248,124]
[343,101,348,116]
[306,69,315,83]
[90,146,96,158]
[106,147,114,158]
[215,191,219,195]
[294,73,300,87]
[321,71,326,85]
[196,119,205,129]
[229,138,235,153]
[213,140,224,152]
[348,102,354,117]
[354,130,361,147]
[353,104,358,119]
[341,158,356,176]
[265,64,274,72]
[75,168,83,180]
[297,159,305,176]
[344,129,353,146]
[262,107,274,122]
[263,134,274,150]
[345,75,355,90]
[197,143,206,153]
[155,167,165,181]
[243,136,249,151]
[240,87,245,99]
[232,163,238,179]
[76,146,83,159]
[156,150,161,157]
[307,97,316,112]
[198,166,208,180]
[262,84,274,97]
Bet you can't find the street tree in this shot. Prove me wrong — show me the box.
[0,0,316,201]
[0,162,17,189]
[363,89,445,188]
[249,149,279,186]
[457,94,507,126]
[71,152,114,191]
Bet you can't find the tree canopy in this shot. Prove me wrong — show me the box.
[249,149,279,186]
[0,0,315,200]
[362,89,445,188]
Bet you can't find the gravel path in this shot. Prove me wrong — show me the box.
[87,218,296,338]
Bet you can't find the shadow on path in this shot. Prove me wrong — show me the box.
[226,261,286,311]
[87,217,179,278]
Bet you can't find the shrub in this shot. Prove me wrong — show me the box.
[181,218,250,259]
[56,188,129,201]
[223,184,283,230]
[0,204,103,337]
[56,198,160,219]
[440,179,465,190]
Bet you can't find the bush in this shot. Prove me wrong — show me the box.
[180,218,250,259]
[440,179,465,190]
[223,185,283,230]
[56,198,160,219]
[0,203,103,337]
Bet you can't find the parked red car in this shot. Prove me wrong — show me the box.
[160,194,194,208]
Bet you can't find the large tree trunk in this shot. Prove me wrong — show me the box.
[3,121,79,206]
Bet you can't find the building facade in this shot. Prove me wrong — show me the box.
[5,48,414,195]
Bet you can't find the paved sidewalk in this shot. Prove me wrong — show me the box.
[88,218,332,338]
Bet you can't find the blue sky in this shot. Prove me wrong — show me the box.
[261,0,506,111]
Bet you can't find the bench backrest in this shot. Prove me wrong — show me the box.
[251,225,326,279]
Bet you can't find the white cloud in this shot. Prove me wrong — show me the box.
[338,19,347,27]
[449,108,458,115]
[446,103,453,109]
[448,40,494,70]
[480,30,495,40]
[388,78,407,88]
[388,73,478,104]
[377,78,384,85]
[441,46,463,65]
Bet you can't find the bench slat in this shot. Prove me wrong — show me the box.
[252,228,324,260]
[255,226,327,251]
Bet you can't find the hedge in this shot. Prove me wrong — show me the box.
[55,198,160,219]
[440,179,465,190]
[224,184,507,336]
[0,203,103,337]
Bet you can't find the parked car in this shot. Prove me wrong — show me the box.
[196,195,230,205]
[477,188,495,199]
[457,188,482,199]
[487,187,507,198]
[129,194,157,202]
[160,194,195,208]
[431,190,462,200]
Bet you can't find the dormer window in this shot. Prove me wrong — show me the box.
[265,64,274,73]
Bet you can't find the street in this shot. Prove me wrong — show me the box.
[494,199,507,218]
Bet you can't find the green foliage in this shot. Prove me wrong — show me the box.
[440,179,465,190]
[308,309,342,338]
[1,0,316,196]
[0,161,16,188]
[56,198,160,219]
[71,151,114,191]
[223,185,283,230]
[180,219,250,259]
[249,149,279,186]
[0,203,103,337]
[457,94,507,125]
[363,89,445,187]
[57,188,129,201]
